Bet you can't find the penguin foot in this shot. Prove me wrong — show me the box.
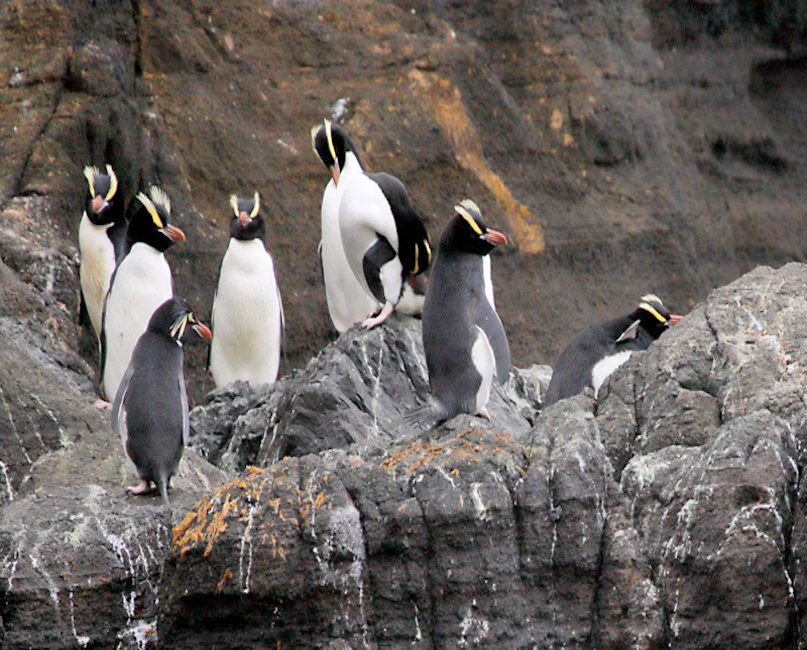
[362,302,394,329]
[126,479,151,495]
[475,406,491,421]
[94,398,112,411]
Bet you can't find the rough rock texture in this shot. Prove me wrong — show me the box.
[157,262,807,649]
[4,0,807,647]
[188,315,548,472]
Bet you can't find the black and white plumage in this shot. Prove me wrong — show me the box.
[112,297,211,506]
[322,123,431,329]
[208,192,284,388]
[414,199,510,425]
[101,186,185,402]
[311,120,380,332]
[78,164,127,340]
[543,294,682,406]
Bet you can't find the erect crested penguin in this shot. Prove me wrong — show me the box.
[101,186,185,403]
[327,123,432,329]
[412,199,510,425]
[208,192,284,388]
[543,294,683,406]
[112,296,212,506]
[310,120,380,332]
[78,164,128,340]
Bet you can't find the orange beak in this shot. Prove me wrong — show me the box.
[164,225,186,243]
[483,229,507,246]
[91,195,106,214]
[668,314,683,325]
[192,323,212,340]
[239,211,251,227]
[331,159,341,186]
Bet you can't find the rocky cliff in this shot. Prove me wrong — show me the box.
[2,0,807,647]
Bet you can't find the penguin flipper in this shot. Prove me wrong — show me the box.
[362,236,397,304]
[180,374,190,447]
[112,362,134,447]
[473,295,511,384]
[158,477,171,507]
[616,319,641,343]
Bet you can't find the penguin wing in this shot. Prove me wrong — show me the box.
[98,274,115,399]
[615,319,641,343]
[362,236,397,304]
[111,362,134,447]
[473,295,510,384]
[180,373,190,447]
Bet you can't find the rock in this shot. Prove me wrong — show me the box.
[189,316,551,471]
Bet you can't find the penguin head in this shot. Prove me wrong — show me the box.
[127,186,185,252]
[83,164,123,226]
[228,192,265,242]
[439,199,508,256]
[310,120,363,186]
[633,294,682,339]
[148,297,212,344]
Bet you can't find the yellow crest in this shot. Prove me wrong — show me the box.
[639,299,668,323]
[169,314,189,340]
[229,194,239,217]
[324,119,337,163]
[83,165,100,196]
[136,192,163,229]
[251,191,260,218]
[455,199,483,236]
[104,165,118,202]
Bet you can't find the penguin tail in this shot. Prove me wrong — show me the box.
[401,402,444,431]
[158,477,171,508]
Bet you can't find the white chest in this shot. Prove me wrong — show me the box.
[591,350,633,397]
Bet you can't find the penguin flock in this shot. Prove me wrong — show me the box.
[78,120,682,505]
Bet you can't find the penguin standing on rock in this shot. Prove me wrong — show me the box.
[412,199,510,425]
[78,164,127,340]
[543,294,683,406]
[112,297,211,506]
[101,186,185,404]
[208,192,284,388]
[326,124,431,329]
[310,120,380,332]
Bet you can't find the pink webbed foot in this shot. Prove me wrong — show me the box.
[94,398,112,411]
[475,406,491,421]
[362,302,395,329]
[126,479,151,495]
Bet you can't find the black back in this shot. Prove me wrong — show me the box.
[368,171,431,277]
[544,297,674,406]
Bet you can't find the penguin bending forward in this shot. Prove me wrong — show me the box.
[101,186,185,403]
[310,120,380,332]
[112,297,211,506]
[543,294,683,406]
[412,199,510,426]
[208,192,284,388]
[78,164,127,340]
[329,125,431,329]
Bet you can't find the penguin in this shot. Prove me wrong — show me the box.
[413,199,510,425]
[101,186,185,403]
[543,294,683,406]
[112,296,211,506]
[310,120,380,332]
[78,164,127,340]
[314,121,431,329]
[208,192,284,388]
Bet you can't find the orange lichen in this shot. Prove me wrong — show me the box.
[216,568,233,593]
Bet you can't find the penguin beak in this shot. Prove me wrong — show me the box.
[91,195,107,214]
[331,160,340,186]
[162,225,186,243]
[482,229,507,246]
[192,322,212,340]
[668,314,683,326]
[239,211,251,227]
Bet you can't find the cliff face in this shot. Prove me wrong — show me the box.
[2,0,807,647]
[2,0,807,401]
